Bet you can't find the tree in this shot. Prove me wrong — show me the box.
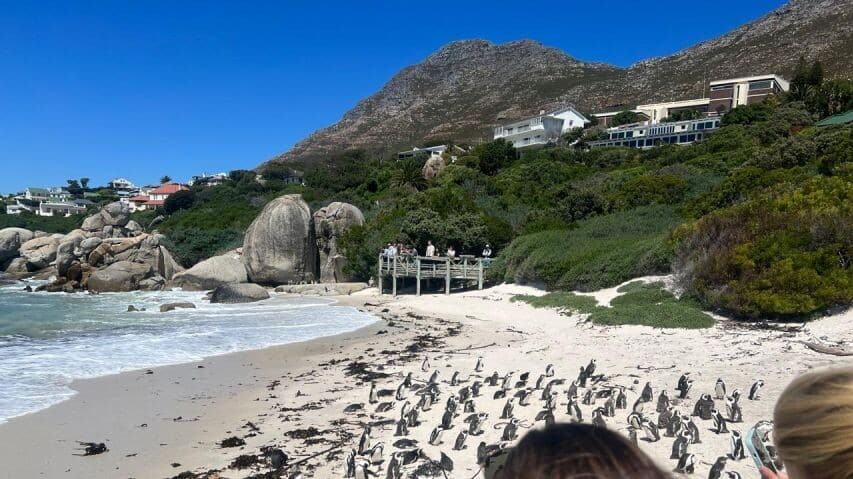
[160,175,172,184]
[80,177,90,189]
[471,138,517,175]
[163,189,196,214]
[611,110,640,127]
[66,179,83,196]
[390,158,427,191]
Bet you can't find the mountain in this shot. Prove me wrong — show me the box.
[268,0,853,167]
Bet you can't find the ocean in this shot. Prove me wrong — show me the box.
[0,280,377,424]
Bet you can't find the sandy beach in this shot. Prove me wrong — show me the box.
[1,280,851,479]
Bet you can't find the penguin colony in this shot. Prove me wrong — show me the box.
[343,357,768,478]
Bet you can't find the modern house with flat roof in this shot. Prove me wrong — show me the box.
[635,98,711,124]
[708,74,789,113]
[587,117,722,149]
[493,106,590,148]
[588,74,787,150]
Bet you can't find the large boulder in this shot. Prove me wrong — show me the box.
[313,202,364,283]
[87,261,153,293]
[101,201,131,227]
[81,201,130,232]
[171,252,247,290]
[422,156,447,179]
[131,235,181,280]
[81,212,106,232]
[210,283,270,304]
[19,236,60,270]
[242,194,318,285]
[0,228,34,263]
[79,237,103,255]
[56,237,83,277]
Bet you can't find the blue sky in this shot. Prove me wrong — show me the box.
[0,0,787,194]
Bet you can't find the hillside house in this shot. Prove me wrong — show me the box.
[493,106,590,148]
[589,74,788,149]
[128,183,188,210]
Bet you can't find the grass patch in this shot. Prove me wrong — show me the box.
[490,205,680,292]
[513,281,714,329]
[511,292,599,313]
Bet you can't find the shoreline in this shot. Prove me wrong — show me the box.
[0,284,850,478]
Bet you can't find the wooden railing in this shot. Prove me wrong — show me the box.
[377,254,490,296]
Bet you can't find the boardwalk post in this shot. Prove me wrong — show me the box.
[392,255,398,297]
[445,258,450,295]
[377,255,383,294]
[416,257,421,296]
[478,259,484,290]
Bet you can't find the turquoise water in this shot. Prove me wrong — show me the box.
[0,280,376,423]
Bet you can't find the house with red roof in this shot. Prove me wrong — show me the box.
[127,183,188,211]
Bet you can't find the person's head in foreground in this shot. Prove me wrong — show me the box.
[763,366,853,479]
[496,423,670,479]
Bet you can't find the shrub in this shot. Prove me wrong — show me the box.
[163,189,196,214]
[492,205,680,291]
[675,176,853,318]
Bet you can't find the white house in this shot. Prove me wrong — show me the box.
[108,177,136,191]
[39,201,86,217]
[493,106,590,148]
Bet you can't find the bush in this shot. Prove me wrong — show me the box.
[513,281,714,329]
[491,205,680,291]
[163,189,196,214]
[675,176,853,318]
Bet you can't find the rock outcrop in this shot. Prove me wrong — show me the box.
[210,283,270,304]
[0,228,35,265]
[160,302,196,312]
[313,202,364,283]
[422,156,447,180]
[87,261,153,293]
[18,235,60,271]
[242,194,318,285]
[30,203,183,293]
[171,251,248,291]
[274,282,368,296]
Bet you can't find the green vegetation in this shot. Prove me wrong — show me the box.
[513,281,714,329]
[26,69,842,321]
[0,212,85,234]
[611,110,640,127]
[489,205,680,291]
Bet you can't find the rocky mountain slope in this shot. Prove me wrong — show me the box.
[269,0,853,167]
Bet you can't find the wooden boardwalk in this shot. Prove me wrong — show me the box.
[377,255,489,295]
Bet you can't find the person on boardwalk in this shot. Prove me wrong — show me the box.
[482,243,493,265]
[425,240,435,257]
[446,245,456,258]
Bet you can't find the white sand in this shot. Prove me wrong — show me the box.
[0,282,850,479]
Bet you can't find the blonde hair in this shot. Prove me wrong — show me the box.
[773,366,853,479]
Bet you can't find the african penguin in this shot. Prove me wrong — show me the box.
[454,430,468,450]
[708,456,727,479]
[715,378,726,400]
[674,453,696,474]
[428,426,444,446]
[728,430,746,460]
[474,356,484,373]
[748,379,764,400]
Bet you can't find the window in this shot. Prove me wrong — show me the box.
[687,134,696,142]
[749,80,772,91]
[697,123,705,130]
[625,131,633,138]
[629,140,636,147]
[679,135,688,143]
